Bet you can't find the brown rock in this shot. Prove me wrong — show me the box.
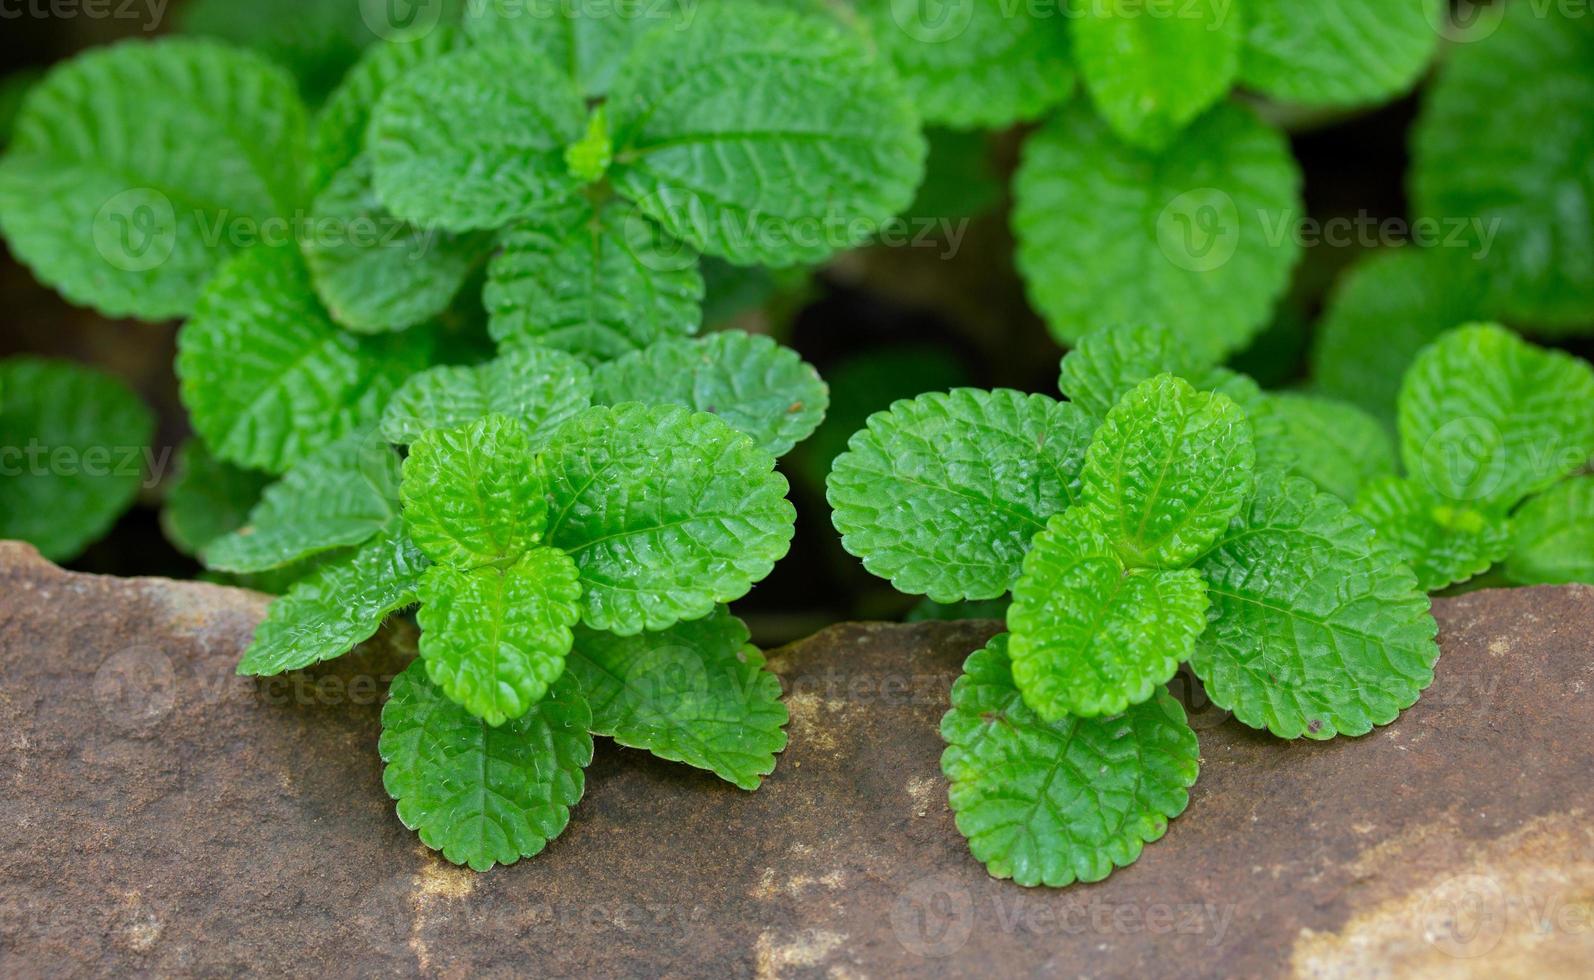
[1,541,1591,977]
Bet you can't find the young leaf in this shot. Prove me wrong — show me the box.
[1506,476,1594,586]
[303,155,494,333]
[1071,0,1241,151]
[160,439,272,557]
[1007,510,1210,720]
[1080,375,1255,569]
[1013,103,1300,355]
[1193,475,1439,739]
[1354,475,1512,593]
[1411,3,1594,328]
[1239,0,1441,107]
[238,527,431,676]
[1261,393,1396,503]
[381,347,593,446]
[369,43,588,232]
[567,606,788,789]
[176,244,434,474]
[1056,322,1225,419]
[940,635,1199,888]
[863,0,1074,130]
[0,39,308,320]
[606,4,926,266]
[204,429,401,574]
[1398,324,1594,513]
[0,358,155,562]
[416,548,584,725]
[1311,249,1490,427]
[827,389,1094,603]
[380,660,593,871]
[463,0,682,96]
[591,331,828,457]
[543,403,796,634]
[401,415,548,569]
[485,196,704,363]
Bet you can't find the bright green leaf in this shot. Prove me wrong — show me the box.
[1506,476,1594,586]
[176,245,433,474]
[1240,0,1441,107]
[543,403,795,634]
[1056,322,1225,419]
[381,347,593,446]
[0,357,155,562]
[1080,375,1255,569]
[1008,510,1209,720]
[607,4,926,266]
[567,606,788,789]
[1354,475,1511,592]
[940,634,1199,888]
[0,39,307,320]
[380,659,592,871]
[463,0,682,96]
[1261,393,1396,502]
[204,428,401,574]
[485,196,704,363]
[1071,0,1241,151]
[591,331,827,457]
[416,548,583,725]
[827,388,1093,603]
[1013,103,1301,355]
[1193,475,1439,739]
[401,414,547,568]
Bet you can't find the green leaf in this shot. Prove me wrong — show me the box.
[1056,322,1225,419]
[238,526,431,676]
[1311,248,1491,427]
[1014,103,1301,355]
[1261,393,1396,502]
[1193,475,1439,739]
[1354,475,1511,593]
[179,0,385,104]
[1008,510,1209,720]
[940,635,1199,889]
[369,42,587,231]
[463,0,682,97]
[567,606,788,789]
[381,347,593,446]
[1240,0,1441,107]
[1506,476,1594,586]
[303,155,494,333]
[607,4,925,266]
[1080,375,1255,569]
[0,357,155,562]
[591,331,827,457]
[485,196,704,363]
[203,429,401,574]
[311,29,466,192]
[176,244,434,474]
[1398,324,1594,513]
[1071,0,1241,151]
[863,0,1074,129]
[0,39,308,321]
[160,439,272,557]
[1411,2,1594,328]
[416,548,583,725]
[543,403,796,634]
[380,659,592,871]
[827,388,1093,603]
[401,414,548,568]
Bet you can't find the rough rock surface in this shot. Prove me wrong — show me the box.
[1,541,1591,977]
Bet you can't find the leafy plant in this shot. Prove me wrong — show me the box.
[1354,323,1594,592]
[828,322,1438,886]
